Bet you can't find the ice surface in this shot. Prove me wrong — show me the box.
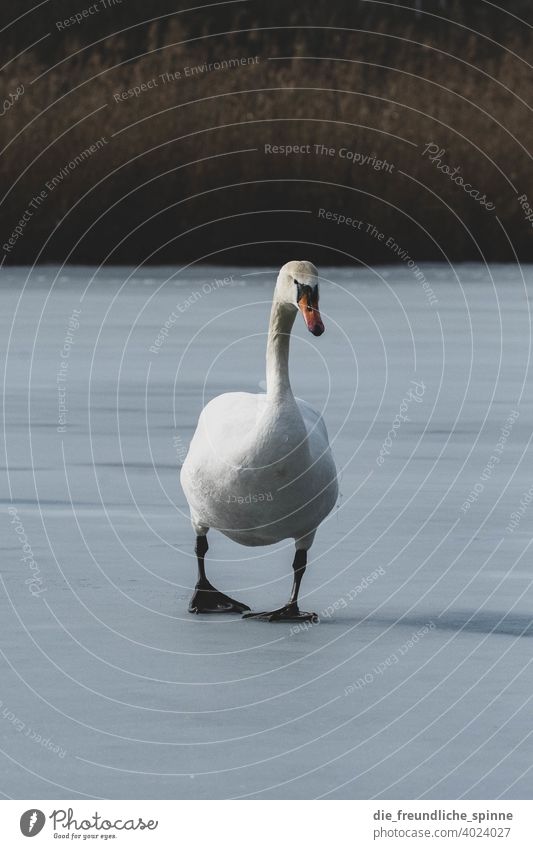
[1,263,532,799]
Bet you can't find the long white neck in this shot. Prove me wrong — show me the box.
[266,298,297,402]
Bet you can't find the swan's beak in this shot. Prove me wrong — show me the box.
[298,290,324,336]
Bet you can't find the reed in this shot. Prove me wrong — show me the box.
[1,4,531,264]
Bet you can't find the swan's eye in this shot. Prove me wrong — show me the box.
[294,280,318,307]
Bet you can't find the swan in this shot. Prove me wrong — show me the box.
[180,260,338,621]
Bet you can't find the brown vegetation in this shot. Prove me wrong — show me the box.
[1,1,532,264]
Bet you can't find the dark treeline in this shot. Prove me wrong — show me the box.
[2,1,532,62]
[1,0,532,266]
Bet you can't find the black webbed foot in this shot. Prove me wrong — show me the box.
[243,603,318,623]
[189,584,250,614]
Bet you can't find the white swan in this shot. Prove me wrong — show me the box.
[180,260,338,621]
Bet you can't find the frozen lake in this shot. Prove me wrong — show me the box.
[1,262,533,799]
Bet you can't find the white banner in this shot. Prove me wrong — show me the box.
[0,800,530,847]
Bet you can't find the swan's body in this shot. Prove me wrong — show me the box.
[180,260,338,621]
[181,391,337,547]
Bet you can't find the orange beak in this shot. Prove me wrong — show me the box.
[298,290,324,336]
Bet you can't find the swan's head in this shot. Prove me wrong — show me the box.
[276,260,324,336]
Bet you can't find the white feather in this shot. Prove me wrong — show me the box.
[181,261,338,550]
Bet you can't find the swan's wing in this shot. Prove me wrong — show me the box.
[295,397,330,442]
[196,392,266,451]
[180,392,268,525]
[181,392,265,475]
[295,397,339,516]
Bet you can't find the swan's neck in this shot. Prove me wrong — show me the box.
[266,299,297,401]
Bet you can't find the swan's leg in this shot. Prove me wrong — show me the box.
[188,533,251,614]
[243,535,318,623]
[287,549,308,609]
